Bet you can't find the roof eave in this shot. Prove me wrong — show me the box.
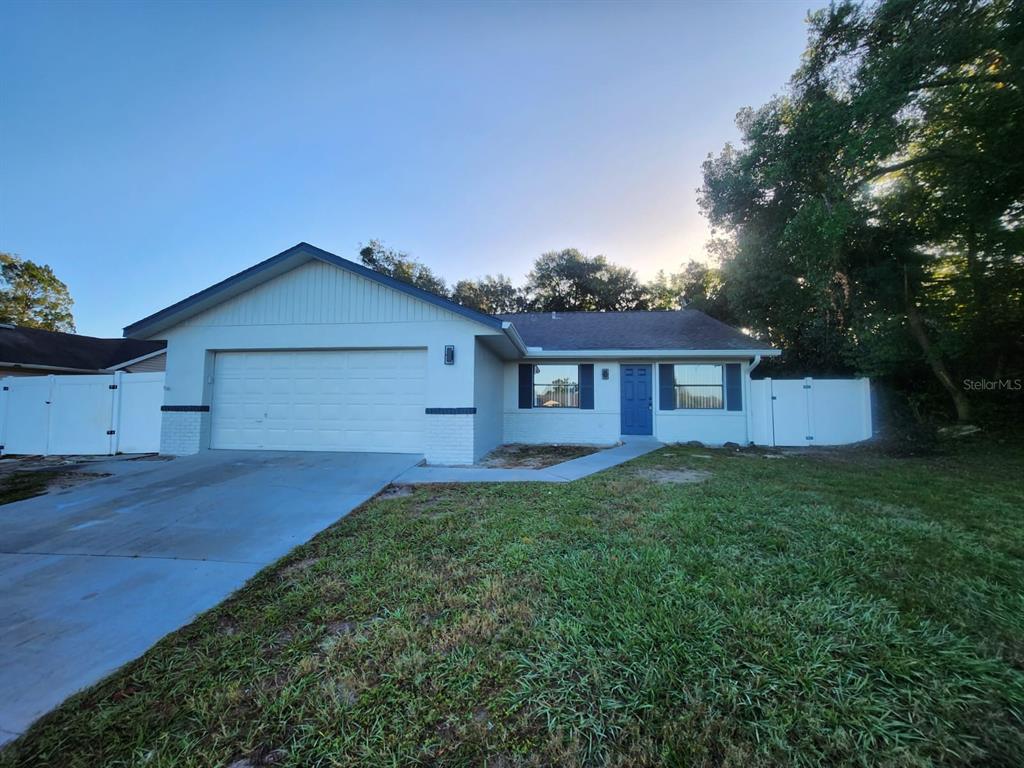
[105,348,167,371]
[501,322,529,355]
[0,361,107,374]
[521,348,780,359]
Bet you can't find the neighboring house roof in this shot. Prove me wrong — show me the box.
[123,242,506,338]
[497,310,775,352]
[0,324,167,372]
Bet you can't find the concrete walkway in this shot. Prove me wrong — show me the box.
[0,450,420,745]
[394,439,662,484]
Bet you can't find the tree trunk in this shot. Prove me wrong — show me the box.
[964,226,989,311]
[906,301,972,422]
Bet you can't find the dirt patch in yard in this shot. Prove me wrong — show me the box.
[279,557,321,578]
[636,468,712,485]
[480,443,602,469]
[377,484,413,500]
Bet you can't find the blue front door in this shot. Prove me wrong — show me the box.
[620,365,653,435]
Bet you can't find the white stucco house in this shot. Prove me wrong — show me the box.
[124,243,780,465]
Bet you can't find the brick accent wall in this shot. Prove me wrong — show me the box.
[424,412,475,465]
[160,410,209,455]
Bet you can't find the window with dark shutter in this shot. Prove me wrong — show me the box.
[579,364,594,409]
[518,364,533,409]
[659,364,675,411]
[725,363,742,411]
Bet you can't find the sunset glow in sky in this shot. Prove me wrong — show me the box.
[2,1,824,336]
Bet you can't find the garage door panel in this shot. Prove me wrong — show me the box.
[212,350,426,453]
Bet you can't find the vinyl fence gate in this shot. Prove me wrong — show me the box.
[0,372,164,456]
[749,377,873,447]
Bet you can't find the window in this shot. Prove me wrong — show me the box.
[533,364,579,408]
[672,364,724,409]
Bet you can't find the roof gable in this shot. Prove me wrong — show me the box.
[124,243,503,338]
[178,260,467,328]
[497,310,774,352]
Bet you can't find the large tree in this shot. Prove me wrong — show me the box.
[358,239,449,297]
[646,258,734,321]
[451,274,526,314]
[0,252,75,332]
[700,0,1024,421]
[524,248,649,312]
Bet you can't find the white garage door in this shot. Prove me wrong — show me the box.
[211,349,426,453]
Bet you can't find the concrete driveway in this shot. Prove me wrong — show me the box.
[0,449,420,744]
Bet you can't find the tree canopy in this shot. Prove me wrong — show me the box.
[0,252,76,332]
[358,240,449,297]
[450,275,525,315]
[699,0,1024,421]
[523,249,649,312]
[358,242,713,315]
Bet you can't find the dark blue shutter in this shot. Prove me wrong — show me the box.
[659,364,675,410]
[725,363,742,411]
[579,364,594,409]
[518,364,533,409]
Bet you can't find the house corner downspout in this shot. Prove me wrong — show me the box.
[745,354,762,447]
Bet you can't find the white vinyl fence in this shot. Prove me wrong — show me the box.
[0,372,164,456]
[749,377,872,447]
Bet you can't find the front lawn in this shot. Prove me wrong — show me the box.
[4,440,1023,766]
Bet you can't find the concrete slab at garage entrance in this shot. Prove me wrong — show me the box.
[0,449,421,744]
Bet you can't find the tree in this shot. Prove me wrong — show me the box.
[358,239,449,297]
[451,275,526,314]
[524,249,649,312]
[699,0,1024,421]
[0,252,75,332]
[645,259,733,321]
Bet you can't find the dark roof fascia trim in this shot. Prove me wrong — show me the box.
[0,361,107,374]
[520,348,781,359]
[124,242,504,338]
[105,348,167,371]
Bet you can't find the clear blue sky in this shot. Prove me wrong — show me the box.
[1,0,823,337]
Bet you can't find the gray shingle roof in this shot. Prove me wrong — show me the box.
[498,310,773,351]
[0,325,166,371]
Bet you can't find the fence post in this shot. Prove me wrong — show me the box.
[0,377,8,456]
[108,370,124,455]
[860,377,873,441]
[44,375,56,456]
[804,377,815,445]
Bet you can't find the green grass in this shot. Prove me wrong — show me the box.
[3,440,1023,767]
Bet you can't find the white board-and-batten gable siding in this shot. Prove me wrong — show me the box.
[179,260,470,328]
